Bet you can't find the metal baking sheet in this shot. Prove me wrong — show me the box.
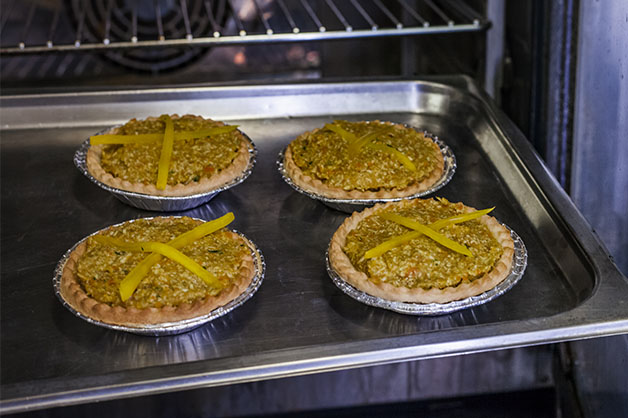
[2,77,627,414]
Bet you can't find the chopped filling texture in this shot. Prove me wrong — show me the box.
[290,120,441,191]
[76,218,248,309]
[343,199,504,290]
[100,115,241,186]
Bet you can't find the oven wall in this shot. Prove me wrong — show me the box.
[568,1,628,417]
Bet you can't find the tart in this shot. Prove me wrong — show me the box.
[86,114,253,197]
[329,198,515,304]
[58,214,257,327]
[283,120,445,199]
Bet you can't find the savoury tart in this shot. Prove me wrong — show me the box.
[86,114,253,197]
[58,215,256,327]
[284,120,445,200]
[329,198,515,304]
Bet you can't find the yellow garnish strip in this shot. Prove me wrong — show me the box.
[92,236,221,288]
[364,230,422,259]
[363,208,494,259]
[429,207,494,230]
[116,212,235,301]
[364,142,416,172]
[380,213,473,257]
[156,115,175,190]
[348,127,392,153]
[325,123,358,143]
[89,125,239,145]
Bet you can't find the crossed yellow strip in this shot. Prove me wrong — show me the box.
[89,116,238,190]
[363,207,494,259]
[91,212,235,301]
[325,122,417,172]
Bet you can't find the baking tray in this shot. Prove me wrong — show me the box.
[2,77,627,414]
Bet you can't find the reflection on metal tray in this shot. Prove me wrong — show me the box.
[53,218,265,336]
[277,132,456,212]
[326,226,528,315]
[1,77,627,414]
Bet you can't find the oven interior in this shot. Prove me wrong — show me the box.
[2,1,627,418]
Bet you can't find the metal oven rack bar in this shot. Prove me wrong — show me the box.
[0,0,489,55]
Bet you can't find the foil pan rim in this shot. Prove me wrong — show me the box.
[326,225,527,316]
[53,216,265,336]
[277,130,456,206]
[73,127,257,202]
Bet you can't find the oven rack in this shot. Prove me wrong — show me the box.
[0,0,488,55]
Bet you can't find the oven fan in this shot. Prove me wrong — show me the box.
[65,0,228,72]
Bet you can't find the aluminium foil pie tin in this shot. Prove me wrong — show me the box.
[326,225,527,316]
[74,128,257,212]
[277,131,456,213]
[53,217,265,336]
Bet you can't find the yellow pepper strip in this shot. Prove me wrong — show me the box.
[429,207,494,230]
[156,115,175,190]
[380,213,473,257]
[92,236,221,289]
[363,208,494,259]
[325,123,358,143]
[348,127,393,154]
[117,212,235,301]
[364,142,417,172]
[364,230,422,259]
[89,125,239,145]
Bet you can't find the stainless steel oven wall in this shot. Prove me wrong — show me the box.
[569,1,628,417]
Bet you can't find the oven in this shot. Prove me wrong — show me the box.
[1,1,627,417]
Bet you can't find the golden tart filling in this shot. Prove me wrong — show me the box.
[86,114,252,197]
[329,198,515,304]
[284,120,445,199]
[60,215,256,326]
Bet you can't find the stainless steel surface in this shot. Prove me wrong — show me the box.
[2,77,628,413]
[484,0,504,102]
[276,132,456,213]
[0,0,488,55]
[569,2,628,416]
[572,0,628,275]
[53,219,265,336]
[326,225,528,315]
[74,130,257,211]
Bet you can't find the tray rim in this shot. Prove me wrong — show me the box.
[2,76,627,414]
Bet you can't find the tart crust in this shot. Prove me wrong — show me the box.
[59,218,256,327]
[86,114,252,197]
[329,199,515,304]
[284,121,445,199]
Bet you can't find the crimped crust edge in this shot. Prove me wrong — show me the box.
[59,224,256,327]
[329,200,515,304]
[86,114,252,197]
[284,122,445,199]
